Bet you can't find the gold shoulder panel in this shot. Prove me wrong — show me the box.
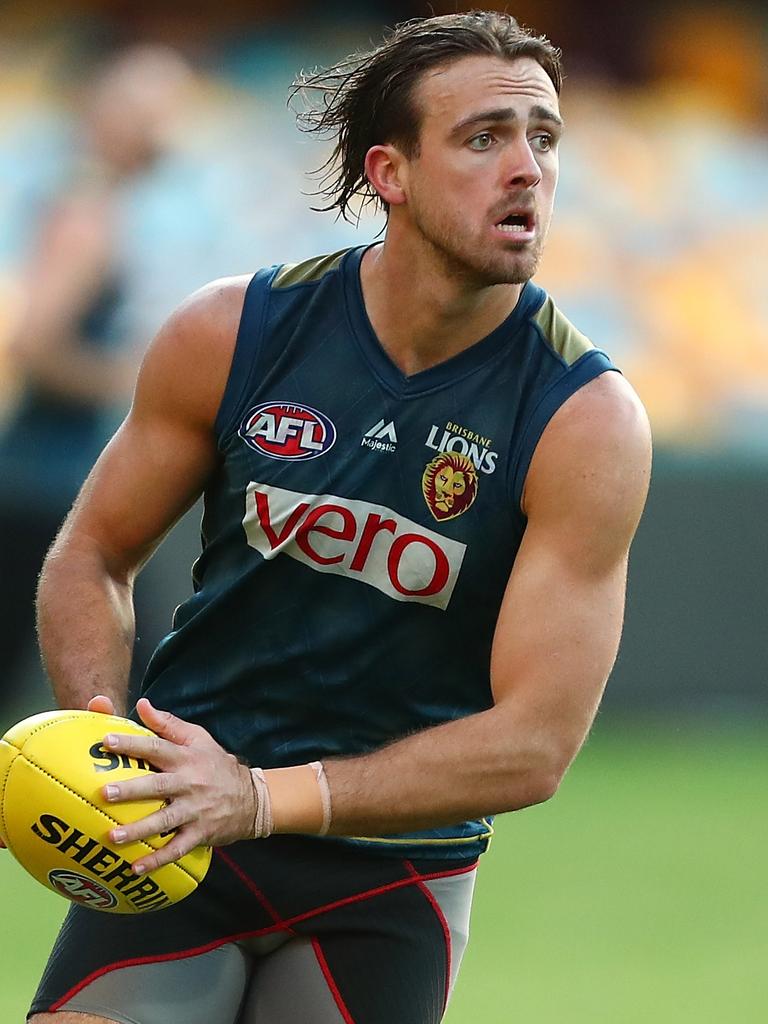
[533,295,594,366]
[271,248,351,289]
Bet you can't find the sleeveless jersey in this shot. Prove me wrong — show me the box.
[140,245,618,859]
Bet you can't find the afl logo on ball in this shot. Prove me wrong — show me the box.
[48,869,118,910]
[239,402,337,461]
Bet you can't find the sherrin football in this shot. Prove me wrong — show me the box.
[0,710,211,913]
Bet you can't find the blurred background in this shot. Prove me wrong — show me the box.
[0,1,765,1021]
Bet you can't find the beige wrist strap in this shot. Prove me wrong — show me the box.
[250,762,332,838]
[250,767,274,839]
[309,760,333,836]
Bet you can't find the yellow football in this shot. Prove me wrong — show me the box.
[0,709,211,913]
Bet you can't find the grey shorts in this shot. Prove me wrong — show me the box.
[30,835,478,1024]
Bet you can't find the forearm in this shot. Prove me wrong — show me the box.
[99,695,578,875]
[268,704,565,838]
[36,532,135,713]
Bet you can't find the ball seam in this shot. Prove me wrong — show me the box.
[4,712,154,750]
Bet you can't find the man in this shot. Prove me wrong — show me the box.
[25,12,651,1024]
[0,45,192,720]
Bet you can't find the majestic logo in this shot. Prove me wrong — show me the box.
[361,418,398,453]
[48,869,118,909]
[243,482,466,610]
[422,453,479,522]
[425,420,498,475]
[239,402,336,461]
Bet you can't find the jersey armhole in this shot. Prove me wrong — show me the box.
[508,350,620,515]
[213,265,277,446]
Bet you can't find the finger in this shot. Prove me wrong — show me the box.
[88,694,116,715]
[130,828,203,876]
[135,698,201,747]
[102,729,181,769]
[109,801,190,848]
[103,770,179,806]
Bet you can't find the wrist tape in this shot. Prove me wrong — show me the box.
[309,760,333,836]
[250,761,332,839]
[250,767,273,839]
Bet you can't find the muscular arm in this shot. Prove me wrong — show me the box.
[322,372,651,833]
[36,278,248,711]
[101,370,651,871]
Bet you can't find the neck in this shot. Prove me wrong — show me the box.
[359,230,523,377]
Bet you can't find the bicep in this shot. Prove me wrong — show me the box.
[64,404,217,578]
[490,373,652,758]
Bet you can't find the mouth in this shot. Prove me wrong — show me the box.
[493,210,536,243]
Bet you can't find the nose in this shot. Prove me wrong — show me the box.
[503,138,541,190]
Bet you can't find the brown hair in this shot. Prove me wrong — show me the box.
[291,11,562,223]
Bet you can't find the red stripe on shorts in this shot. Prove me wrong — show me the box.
[49,858,477,1012]
[404,859,453,1016]
[311,936,357,1024]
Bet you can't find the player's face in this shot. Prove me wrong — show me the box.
[401,55,562,286]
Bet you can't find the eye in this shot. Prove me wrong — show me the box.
[468,132,495,151]
[530,133,554,153]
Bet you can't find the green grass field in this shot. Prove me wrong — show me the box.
[2,722,765,1023]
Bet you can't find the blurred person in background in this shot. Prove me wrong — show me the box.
[0,45,192,720]
[20,11,650,1024]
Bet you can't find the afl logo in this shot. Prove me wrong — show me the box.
[239,402,337,461]
[48,869,117,909]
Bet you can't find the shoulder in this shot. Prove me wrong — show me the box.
[163,274,253,346]
[543,371,651,452]
[523,372,652,561]
[132,274,252,429]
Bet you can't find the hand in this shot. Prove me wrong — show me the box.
[100,697,255,875]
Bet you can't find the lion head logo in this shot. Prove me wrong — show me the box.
[422,452,479,522]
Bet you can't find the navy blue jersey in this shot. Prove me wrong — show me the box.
[140,245,617,859]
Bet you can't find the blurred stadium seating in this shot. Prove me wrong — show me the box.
[0,2,765,715]
[1,2,766,446]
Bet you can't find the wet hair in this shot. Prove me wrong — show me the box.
[291,11,562,222]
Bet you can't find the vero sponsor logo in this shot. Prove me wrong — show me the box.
[239,402,336,461]
[243,482,466,609]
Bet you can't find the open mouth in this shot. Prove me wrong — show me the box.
[495,211,535,235]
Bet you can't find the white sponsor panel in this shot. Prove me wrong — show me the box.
[243,482,466,610]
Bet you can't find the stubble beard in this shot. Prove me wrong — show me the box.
[413,204,546,288]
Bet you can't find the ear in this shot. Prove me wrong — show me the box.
[364,144,408,207]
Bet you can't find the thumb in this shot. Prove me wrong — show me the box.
[87,695,116,716]
[135,697,196,746]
